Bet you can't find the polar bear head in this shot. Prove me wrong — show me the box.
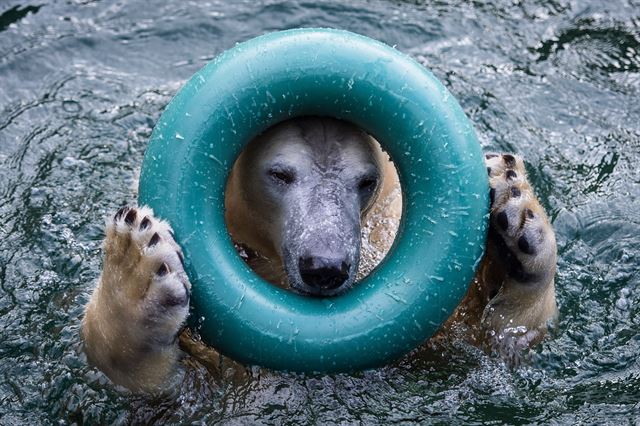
[225,117,384,296]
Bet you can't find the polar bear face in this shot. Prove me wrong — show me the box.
[226,117,383,296]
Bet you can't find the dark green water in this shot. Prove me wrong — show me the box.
[1,0,639,424]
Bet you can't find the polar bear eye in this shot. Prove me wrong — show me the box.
[268,168,295,185]
[358,176,378,193]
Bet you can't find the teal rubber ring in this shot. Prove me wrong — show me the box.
[139,28,488,372]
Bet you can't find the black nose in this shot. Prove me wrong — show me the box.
[298,256,350,290]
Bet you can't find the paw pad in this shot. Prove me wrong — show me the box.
[517,235,535,255]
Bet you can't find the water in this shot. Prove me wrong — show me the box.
[1,0,639,423]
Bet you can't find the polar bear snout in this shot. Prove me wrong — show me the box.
[282,208,361,296]
[298,254,351,291]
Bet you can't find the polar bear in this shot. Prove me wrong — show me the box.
[82,117,557,391]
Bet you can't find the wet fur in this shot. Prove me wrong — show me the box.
[82,118,557,391]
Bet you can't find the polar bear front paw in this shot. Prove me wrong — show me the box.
[484,154,556,284]
[103,206,191,335]
[82,206,191,390]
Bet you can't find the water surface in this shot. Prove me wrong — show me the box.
[1,0,639,423]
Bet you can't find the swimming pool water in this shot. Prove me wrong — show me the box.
[0,0,639,423]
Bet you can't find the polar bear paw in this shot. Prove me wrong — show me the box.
[101,206,190,345]
[82,206,192,390]
[484,153,556,284]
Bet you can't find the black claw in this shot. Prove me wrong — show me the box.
[506,170,517,180]
[140,217,151,230]
[114,206,128,221]
[497,211,509,231]
[124,209,137,225]
[489,188,496,205]
[510,187,521,197]
[168,230,176,241]
[487,167,492,176]
[526,208,535,219]
[149,233,161,247]
[503,154,516,167]
[518,235,535,255]
[177,251,185,269]
[157,263,170,276]
[485,153,498,159]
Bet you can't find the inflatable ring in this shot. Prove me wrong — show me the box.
[139,28,488,372]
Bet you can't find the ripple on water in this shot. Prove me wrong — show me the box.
[0,0,639,423]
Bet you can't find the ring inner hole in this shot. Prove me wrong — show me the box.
[223,117,403,294]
